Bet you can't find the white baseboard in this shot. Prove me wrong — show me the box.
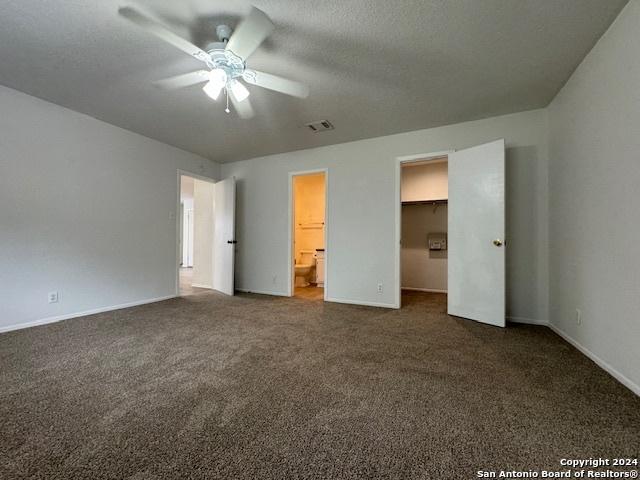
[236,288,288,297]
[507,316,549,326]
[0,295,177,334]
[326,296,396,309]
[191,283,212,289]
[402,287,448,294]
[549,323,639,397]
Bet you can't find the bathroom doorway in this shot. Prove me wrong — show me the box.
[288,169,328,301]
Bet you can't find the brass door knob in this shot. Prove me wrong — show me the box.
[493,239,503,247]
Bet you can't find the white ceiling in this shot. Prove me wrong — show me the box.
[0,0,628,163]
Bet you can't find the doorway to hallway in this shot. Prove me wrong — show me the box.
[176,172,237,297]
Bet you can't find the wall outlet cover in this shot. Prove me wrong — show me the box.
[48,291,59,304]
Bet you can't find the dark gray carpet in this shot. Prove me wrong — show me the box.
[1,291,638,479]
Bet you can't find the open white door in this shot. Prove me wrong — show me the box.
[213,177,236,295]
[448,139,505,327]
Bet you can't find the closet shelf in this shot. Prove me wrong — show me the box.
[401,199,448,206]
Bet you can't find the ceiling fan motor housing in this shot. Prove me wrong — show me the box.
[205,46,246,79]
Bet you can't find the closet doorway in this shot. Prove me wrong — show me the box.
[400,157,449,297]
[395,140,506,327]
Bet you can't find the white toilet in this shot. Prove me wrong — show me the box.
[294,250,316,287]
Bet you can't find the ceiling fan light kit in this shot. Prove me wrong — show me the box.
[118,5,309,119]
[202,69,227,100]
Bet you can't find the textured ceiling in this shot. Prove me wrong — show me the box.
[0,0,628,163]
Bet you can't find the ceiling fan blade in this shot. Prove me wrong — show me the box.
[225,7,274,60]
[229,90,255,119]
[154,70,210,90]
[243,70,309,98]
[118,6,211,64]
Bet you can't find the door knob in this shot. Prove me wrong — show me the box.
[493,239,503,247]
[227,240,237,244]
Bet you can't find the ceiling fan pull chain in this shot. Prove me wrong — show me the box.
[225,88,230,113]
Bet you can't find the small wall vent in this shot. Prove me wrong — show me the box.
[305,120,334,132]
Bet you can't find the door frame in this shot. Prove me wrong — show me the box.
[176,169,218,296]
[394,150,455,309]
[288,168,329,300]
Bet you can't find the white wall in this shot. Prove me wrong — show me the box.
[180,176,194,267]
[222,108,548,317]
[0,85,218,331]
[181,198,194,267]
[401,161,448,202]
[192,179,215,288]
[401,204,448,291]
[547,0,640,393]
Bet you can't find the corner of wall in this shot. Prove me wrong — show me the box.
[544,0,640,395]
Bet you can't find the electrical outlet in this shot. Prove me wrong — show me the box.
[377,283,383,294]
[48,291,59,304]
[272,275,277,285]
[575,308,582,325]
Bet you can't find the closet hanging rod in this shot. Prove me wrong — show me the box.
[401,199,448,206]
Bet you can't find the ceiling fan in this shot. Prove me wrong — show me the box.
[118,5,309,118]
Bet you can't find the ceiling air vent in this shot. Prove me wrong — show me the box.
[306,120,334,133]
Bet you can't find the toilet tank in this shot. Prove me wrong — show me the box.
[298,250,315,266]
